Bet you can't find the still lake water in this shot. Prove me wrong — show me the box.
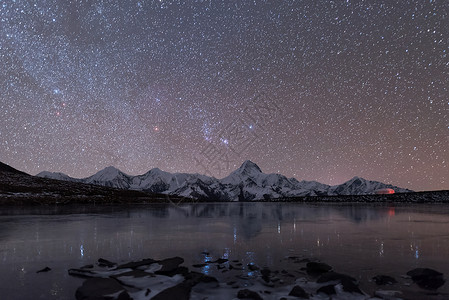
[1,202,448,299]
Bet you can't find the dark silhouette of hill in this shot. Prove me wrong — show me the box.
[0,161,186,205]
[0,161,28,175]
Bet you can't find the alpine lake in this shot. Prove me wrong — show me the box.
[1,202,448,299]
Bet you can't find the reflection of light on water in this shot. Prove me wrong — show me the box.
[80,245,84,257]
[415,246,419,259]
[277,222,281,234]
[233,226,237,244]
[50,283,60,296]
[379,242,384,257]
[316,237,320,247]
[202,253,212,275]
[223,248,230,260]
[202,264,210,274]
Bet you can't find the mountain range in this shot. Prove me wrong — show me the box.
[37,160,412,201]
[0,161,174,205]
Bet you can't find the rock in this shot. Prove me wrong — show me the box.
[237,289,263,300]
[373,275,397,285]
[288,285,309,298]
[208,258,228,264]
[192,263,207,268]
[191,274,219,291]
[36,267,51,273]
[261,268,271,283]
[117,258,157,269]
[150,282,191,300]
[113,269,152,279]
[340,277,364,294]
[185,271,219,287]
[317,284,336,295]
[230,264,244,270]
[156,266,189,277]
[155,257,186,276]
[68,268,97,278]
[98,258,117,268]
[374,290,403,299]
[80,264,94,269]
[406,268,445,290]
[316,272,356,283]
[247,263,260,271]
[316,272,363,295]
[306,262,332,275]
[75,278,131,300]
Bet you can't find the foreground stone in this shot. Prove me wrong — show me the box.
[68,255,448,299]
[288,285,309,298]
[36,266,51,273]
[406,268,445,290]
[237,288,263,300]
[372,275,397,285]
[75,278,131,300]
[305,262,332,275]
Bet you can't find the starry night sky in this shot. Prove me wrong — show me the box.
[1,0,448,191]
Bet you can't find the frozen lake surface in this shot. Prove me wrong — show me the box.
[1,202,448,299]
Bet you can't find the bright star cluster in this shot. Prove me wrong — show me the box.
[1,0,447,191]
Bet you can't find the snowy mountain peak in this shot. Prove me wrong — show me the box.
[236,160,262,175]
[220,160,263,185]
[37,171,72,180]
[88,166,127,181]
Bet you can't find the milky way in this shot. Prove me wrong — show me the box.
[1,0,448,191]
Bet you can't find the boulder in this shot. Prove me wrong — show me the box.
[98,258,117,268]
[288,285,309,298]
[306,262,332,275]
[150,282,191,300]
[316,284,336,295]
[406,268,445,290]
[75,278,131,300]
[237,289,263,300]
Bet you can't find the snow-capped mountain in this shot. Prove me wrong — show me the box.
[37,160,412,201]
[36,171,82,183]
[328,176,406,195]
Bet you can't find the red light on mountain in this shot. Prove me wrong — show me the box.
[376,188,395,194]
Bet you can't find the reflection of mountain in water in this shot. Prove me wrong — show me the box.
[157,203,393,239]
[334,205,395,223]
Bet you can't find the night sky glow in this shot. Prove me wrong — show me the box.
[1,0,448,191]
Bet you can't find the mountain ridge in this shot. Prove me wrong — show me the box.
[37,160,413,201]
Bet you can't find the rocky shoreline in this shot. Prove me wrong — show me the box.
[50,254,447,300]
